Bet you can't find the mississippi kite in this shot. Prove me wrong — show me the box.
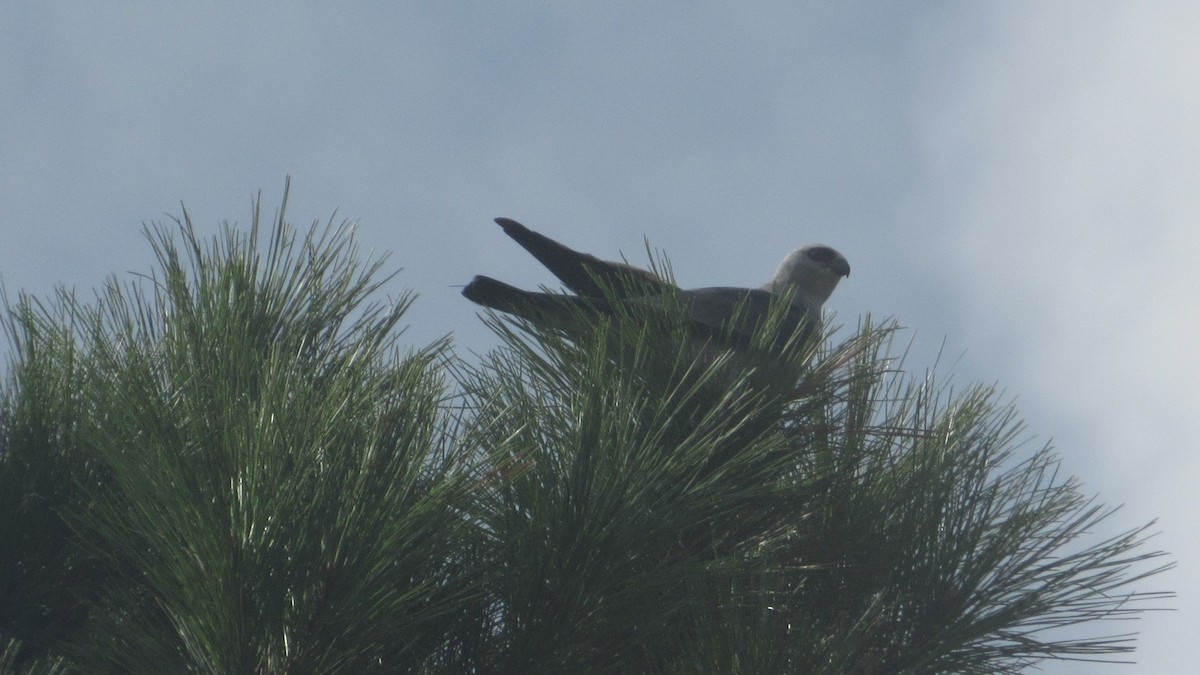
[462,218,849,358]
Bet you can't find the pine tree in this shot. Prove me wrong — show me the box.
[1,189,1172,673]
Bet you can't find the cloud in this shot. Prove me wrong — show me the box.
[912,3,1199,670]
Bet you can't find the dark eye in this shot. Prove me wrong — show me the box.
[806,247,835,262]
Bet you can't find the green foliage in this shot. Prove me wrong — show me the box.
[0,189,1172,673]
[0,293,103,672]
[2,187,484,673]
[457,307,1171,674]
[453,305,835,672]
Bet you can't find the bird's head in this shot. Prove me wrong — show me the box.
[764,244,850,309]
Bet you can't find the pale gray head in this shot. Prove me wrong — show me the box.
[761,244,850,310]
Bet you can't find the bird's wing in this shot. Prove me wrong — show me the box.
[679,287,817,351]
[462,275,604,332]
[464,277,817,356]
[495,217,672,298]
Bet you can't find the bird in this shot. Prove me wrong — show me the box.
[462,217,850,358]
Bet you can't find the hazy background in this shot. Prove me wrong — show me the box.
[2,4,1193,672]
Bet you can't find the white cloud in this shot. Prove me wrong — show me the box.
[913,3,1200,671]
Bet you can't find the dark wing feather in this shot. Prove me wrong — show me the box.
[495,217,671,298]
[679,287,816,351]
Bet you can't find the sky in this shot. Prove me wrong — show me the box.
[2,3,1195,672]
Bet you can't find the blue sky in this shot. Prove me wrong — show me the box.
[2,4,1195,671]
